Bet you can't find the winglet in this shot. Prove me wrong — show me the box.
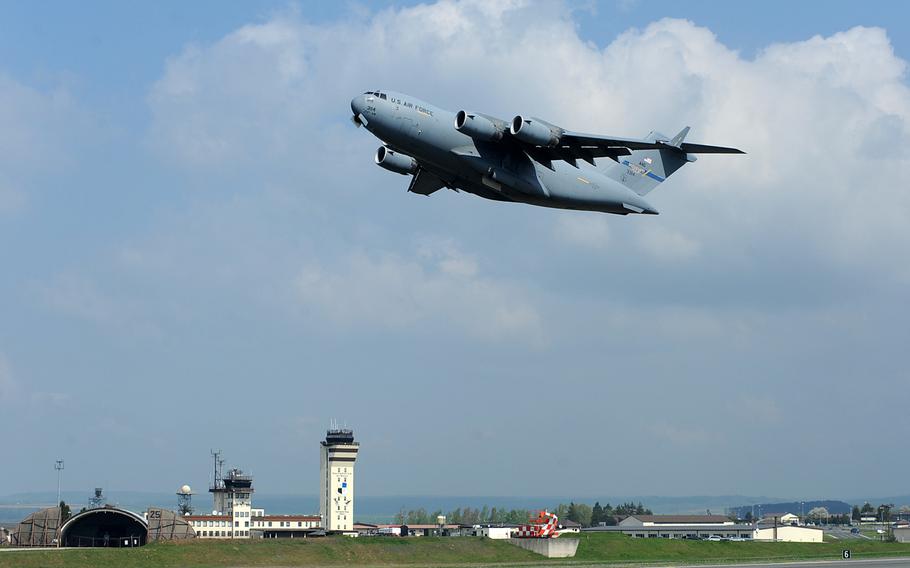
[669,126,690,148]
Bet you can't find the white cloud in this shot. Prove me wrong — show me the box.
[295,238,542,342]
[553,213,611,249]
[145,5,910,293]
[637,224,700,261]
[0,73,84,213]
[133,0,910,370]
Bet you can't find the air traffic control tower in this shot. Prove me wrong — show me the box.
[210,463,254,530]
[319,428,359,533]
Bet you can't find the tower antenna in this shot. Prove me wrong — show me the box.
[54,460,64,506]
[211,449,224,490]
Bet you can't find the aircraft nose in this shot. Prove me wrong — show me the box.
[351,95,365,116]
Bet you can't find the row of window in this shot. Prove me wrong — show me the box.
[251,520,314,528]
[191,519,252,528]
[198,530,251,538]
[193,520,228,527]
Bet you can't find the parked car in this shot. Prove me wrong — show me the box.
[850,528,860,534]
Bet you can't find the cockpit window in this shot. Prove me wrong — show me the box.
[379,93,387,100]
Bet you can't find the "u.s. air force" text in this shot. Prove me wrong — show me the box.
[389,96,433,116]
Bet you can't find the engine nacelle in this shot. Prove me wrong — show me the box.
[375,146,417,175]
[510,115,561,146]
[454,110,504,141]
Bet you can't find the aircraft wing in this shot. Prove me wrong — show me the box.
[505,130,669,168]
[407,168,447,196]
[559,132,674,151]
[508,122,744,168]
[519,131,744,167]
[456,112,744,169]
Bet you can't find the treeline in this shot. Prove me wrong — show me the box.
[852,502,904,522]
[393,506,531,525]
[393,501,652,528]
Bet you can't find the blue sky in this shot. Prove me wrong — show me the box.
[1,1,908,502]
[3,1,907,108]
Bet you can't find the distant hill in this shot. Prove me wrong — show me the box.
[728,500,851,518]
[850,496,910,507]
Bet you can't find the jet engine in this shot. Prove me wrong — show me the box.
[375,146,417,175]
[454,110,504,141]
[510,115,562,146]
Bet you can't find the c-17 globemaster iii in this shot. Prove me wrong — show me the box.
[351,90,744,215]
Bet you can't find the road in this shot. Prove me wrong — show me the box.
[824,526,873,540]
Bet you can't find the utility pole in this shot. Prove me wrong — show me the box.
[54,460,64,505]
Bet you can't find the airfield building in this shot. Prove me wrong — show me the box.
[753,523,823,542]
[894,526,910,543]
[586,515,754,539]
[319,428,359,533]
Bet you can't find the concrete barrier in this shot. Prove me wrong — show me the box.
[507,537,579,558]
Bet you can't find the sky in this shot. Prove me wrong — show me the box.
[1,0,909,501]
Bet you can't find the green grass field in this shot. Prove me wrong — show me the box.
[568,532,910,564]
[2,532,909,568]
[0,537,536,568]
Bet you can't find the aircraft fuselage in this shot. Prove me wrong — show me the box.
[351,90,659,214]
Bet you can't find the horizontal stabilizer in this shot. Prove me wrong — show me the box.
[678,142,745,154]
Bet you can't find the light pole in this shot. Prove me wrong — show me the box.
[54,460,64,506]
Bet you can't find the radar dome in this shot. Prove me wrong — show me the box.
[179,484,192,494]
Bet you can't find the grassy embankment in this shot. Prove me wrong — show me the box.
[2,532,910,568]
[0,537,534,568]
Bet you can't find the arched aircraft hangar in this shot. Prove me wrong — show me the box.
[59,507,148,547]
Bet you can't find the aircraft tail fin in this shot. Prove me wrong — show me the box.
[600,127,693,197]
[669,126,690,148]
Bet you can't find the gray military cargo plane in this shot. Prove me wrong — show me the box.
[351,90,743,215]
